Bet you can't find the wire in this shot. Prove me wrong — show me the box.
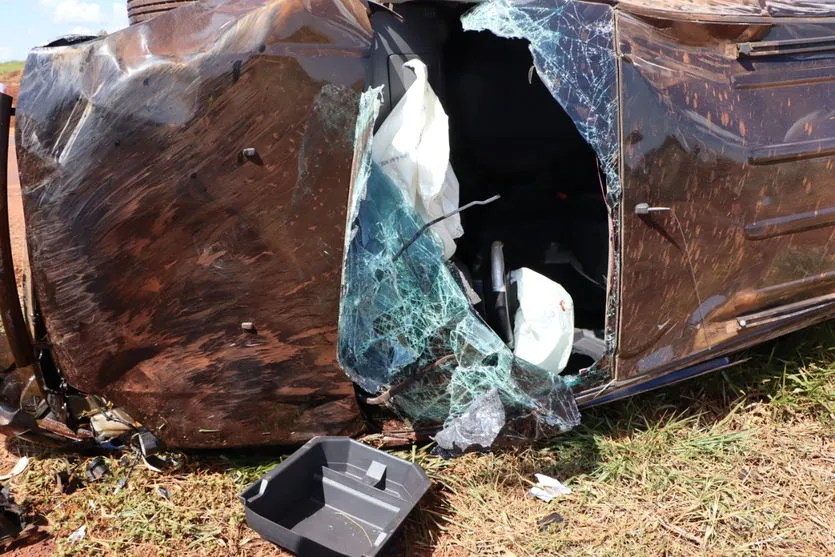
[392,195,501,262]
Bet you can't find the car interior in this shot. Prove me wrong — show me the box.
[367,3,611,375]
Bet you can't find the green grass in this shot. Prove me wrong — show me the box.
[2,322,833,555]
[0,61,24,77]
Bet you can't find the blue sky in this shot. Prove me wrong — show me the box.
[0,0,128,62]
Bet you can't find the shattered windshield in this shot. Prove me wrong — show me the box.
[463,0,619,194]
[337,0,629,451]
[463,0,621,357]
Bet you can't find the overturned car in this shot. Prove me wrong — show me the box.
[1,0,833,451]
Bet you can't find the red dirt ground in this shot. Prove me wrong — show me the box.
[1,70,21,102]
[9,131,29,286]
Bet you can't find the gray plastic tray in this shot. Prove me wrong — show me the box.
[240,437,431,557]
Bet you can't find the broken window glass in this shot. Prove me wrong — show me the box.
[338,89,580,452]
[463,0,621,358]
[462,0,619,194]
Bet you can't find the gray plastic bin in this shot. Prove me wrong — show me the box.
[239,437,431,557]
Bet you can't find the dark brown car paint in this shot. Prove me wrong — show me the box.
[0,94,34,372]
[6,0,834,446]
[14,0,372,447]
[615,12,835,385]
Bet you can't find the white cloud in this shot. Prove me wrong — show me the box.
[108,2,128,32]
[52,0,103,24]
[0,46,12,62]
[38,0,127,33]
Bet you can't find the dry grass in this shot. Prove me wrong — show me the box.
[1,322,833,556]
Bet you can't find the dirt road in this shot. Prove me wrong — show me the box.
[8,132,29,285]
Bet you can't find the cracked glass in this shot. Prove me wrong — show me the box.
[338,88,581,451]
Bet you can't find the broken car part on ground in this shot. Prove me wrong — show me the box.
[241,437,430,556]
[1,0,833,454]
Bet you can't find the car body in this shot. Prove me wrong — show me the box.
[1,0,833,449]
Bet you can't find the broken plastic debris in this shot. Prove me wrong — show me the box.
[239,437,430,557]
[529,473,572,503]
[433,389,506,453]
[141,453,175,473]
[89,407,135,442]
[537,511,565,531]
[85,457,109,483]
[67,525,86,544]
[136,429,162,457]
[372,59,463,260]
[0,457,30,482]
[0,486,27,542]
[510,268,574,373]
[114,452,141,494]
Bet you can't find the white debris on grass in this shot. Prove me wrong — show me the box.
[68,524,87,544]
[529,473,572,503]
[0,456,29,481]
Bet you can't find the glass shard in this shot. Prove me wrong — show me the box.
[462,0,621,358]
[338,89,580,452]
